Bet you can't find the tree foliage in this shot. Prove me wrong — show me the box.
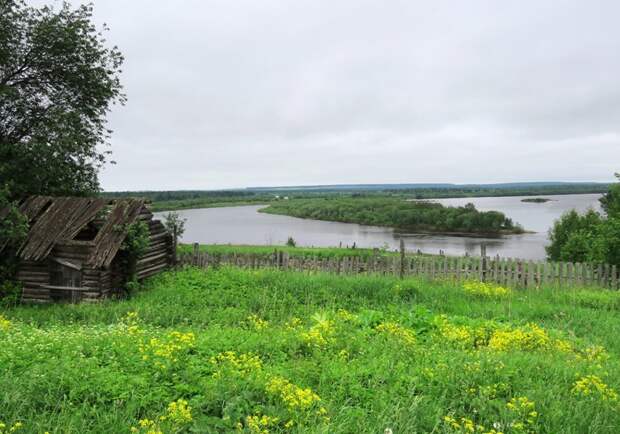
[119,221,150,290]
[0,0,124,199]
[0,187,27,302]
[547,174,620,265]
[600,173,620,219]
[164,212,187,239]
[264,198,521,234]
[0,186,27,250]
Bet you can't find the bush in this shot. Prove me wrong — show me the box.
[0,280,21,307]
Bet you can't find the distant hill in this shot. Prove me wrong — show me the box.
[245,182,609,192]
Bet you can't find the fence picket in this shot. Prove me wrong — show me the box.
[176,249,617,290]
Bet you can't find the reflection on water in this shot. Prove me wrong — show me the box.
[155,193,602,260]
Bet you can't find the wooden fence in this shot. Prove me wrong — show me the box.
[178,243,619,290]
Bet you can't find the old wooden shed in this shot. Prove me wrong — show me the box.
[4,196,173,303]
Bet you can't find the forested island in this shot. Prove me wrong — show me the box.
[261,198,524,235]
[521,198,551,203]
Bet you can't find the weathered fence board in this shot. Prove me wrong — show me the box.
[177,245,620,290]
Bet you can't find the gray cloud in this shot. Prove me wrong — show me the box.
[69,0,620,189]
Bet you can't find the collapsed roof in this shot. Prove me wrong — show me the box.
[2,196,147,268]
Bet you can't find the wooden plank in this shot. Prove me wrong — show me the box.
[604,263,611,288]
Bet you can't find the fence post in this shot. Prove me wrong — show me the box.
[171,226,178,266]
[193,243,199,266]
[399,239,405,279]
[480,244,487,282]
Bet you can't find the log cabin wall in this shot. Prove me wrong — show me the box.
[17,260,52,303]
[135,208,173,280]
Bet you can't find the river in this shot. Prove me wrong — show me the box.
[155,193,602,260]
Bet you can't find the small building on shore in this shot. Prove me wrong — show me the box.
[2,196,173,303]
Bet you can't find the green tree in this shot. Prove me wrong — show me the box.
[547,174,620,266]
[600,173,620,218]
[0,0,124,199]
[0,187,27,302]
[588,218,620,266]
[0,186,27,251]
[546,209,602,261]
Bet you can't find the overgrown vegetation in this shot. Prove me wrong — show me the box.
[0,188,27,305]
[164,211,186,241]
[1,267,620,433]
[119,221,150,291]
[0,0,124,199]
[262,197,523,235]
[547,173,620,265]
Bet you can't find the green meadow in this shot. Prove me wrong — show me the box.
[177,243,399,259]
[2,267,620,433]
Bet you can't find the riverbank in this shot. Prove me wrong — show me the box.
[150,200,270,212]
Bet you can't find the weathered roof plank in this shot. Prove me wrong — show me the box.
[87,199,145,268]
[6,196,149,268]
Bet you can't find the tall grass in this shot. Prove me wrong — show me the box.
[177,243,398,259]
[2,267,620,433]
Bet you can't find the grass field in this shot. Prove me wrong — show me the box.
[2,267,620,433]
[177,243,400,259]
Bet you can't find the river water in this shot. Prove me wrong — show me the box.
[156,193,602,260]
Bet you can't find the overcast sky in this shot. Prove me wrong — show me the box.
[72,1,620,190]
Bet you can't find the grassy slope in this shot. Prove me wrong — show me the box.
[2,268,620,433]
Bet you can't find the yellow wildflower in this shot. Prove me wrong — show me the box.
[572,375,618,401]
[463,281,512,298]
[167,399,192,424]
[266,376,322,411]
[139,331,195,369]
[376,321,416,346]
[0,421,23,433]
[247,314,269,330]
[434,315,476,348]
[300,314,335,348]
[0,315,11,332]
[336,309,357,322]
[285,317,302,330]
[245,413,280,434]
[506,396,538,428]
[576,345,609,363]
[209,351,262,378]
[489,323,550,352]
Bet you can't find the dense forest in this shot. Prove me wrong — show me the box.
[386,183,608,199]
[262,198,523,235]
